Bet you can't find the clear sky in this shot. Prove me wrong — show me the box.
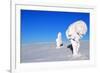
[21,10,90,44]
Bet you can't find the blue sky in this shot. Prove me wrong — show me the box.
[21,10,90,44]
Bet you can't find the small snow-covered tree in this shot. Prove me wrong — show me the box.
[56,32,63,48]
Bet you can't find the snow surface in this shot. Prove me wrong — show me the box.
[21,41,89,63]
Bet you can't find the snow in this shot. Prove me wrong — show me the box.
[21,40,89,63]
